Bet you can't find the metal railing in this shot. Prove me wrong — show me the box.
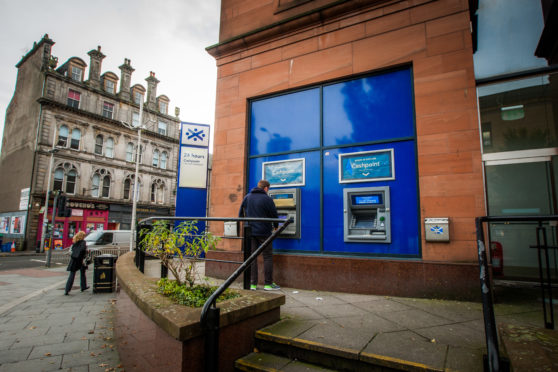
[49,246,130,265]
[135,216,293,372]
[476,215,558,372]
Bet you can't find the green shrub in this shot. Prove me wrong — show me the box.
[157,278,240,308]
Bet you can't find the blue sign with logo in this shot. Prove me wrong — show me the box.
[339,149,395,183]
[263,158,305,187]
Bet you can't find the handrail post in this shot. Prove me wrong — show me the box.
[243,224,252,290]
[204,303,220,372]
[476,217,500,372]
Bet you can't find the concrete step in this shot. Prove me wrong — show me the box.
[253,329,444,372]
[235,351,337,371]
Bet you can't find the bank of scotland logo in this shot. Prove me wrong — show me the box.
[181,123,209,147]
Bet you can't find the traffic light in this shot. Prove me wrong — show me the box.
[56,194,72,217]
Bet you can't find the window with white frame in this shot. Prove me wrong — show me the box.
[105,80,115,94]
[160,151,168,170]
[134,92,143,105]
[71,66,83,82]
[105,137,114,158]
[70,128,81,150]
[95,135,103,155]
[102,102,114,119]
[159,101,168,114]
[126,142,134,162]
[152,149,159,167]
[132,112,140,128]
[158,121,167,136]
[67,89,81,109]
[57,125,69,147]
[92,169,111,198]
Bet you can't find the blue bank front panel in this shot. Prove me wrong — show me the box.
[248,67,420,257]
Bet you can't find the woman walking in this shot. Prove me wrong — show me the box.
[64,231,89,295]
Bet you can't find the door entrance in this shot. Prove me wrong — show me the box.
[485,151,558,280]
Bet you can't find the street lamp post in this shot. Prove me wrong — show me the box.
[129,100,144,251]
[40,127,59,255]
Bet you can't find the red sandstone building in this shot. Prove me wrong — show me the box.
[205,0,558,299]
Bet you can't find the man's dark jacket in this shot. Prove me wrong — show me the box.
[238,187,279,237]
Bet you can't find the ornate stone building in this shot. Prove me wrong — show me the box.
[0,34,180,250]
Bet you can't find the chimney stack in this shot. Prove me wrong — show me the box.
[118,58,135,101]
[87,46,105,89]
[145,71,159,110]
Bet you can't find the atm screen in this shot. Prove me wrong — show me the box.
[352,194,382,206]
[272,193,293,200]
[278,214,288,220]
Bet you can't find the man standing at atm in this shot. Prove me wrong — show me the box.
[239,179,281,291]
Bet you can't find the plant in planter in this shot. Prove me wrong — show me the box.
[139,220,220,287]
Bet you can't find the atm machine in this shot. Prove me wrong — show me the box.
[343,186,391,243]
[268,188,301,239]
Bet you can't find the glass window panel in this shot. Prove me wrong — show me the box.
[158,121,167,135]
[102,102,114,119]
[250,88,320,155]
[105,138,114,158]
[70,129,80,150]
[54,168,64,191]
[132,112,140,128]
[71,66,82,82]
[67,90,80,109]
[124,178,131,200]
[95,135,103,155]
[58,125,69,147]
[478,73,558,153]
[151,183,156,202]
[66,170,76,194]
[105,80,115,94]
[153,149,159,167]
[126,143,134,162]
[160,152,167,169]
[473,0,547,80]
[92,174,100,197]
[102,176,110,197]
[323,69,415,146]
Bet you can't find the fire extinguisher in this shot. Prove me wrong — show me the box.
[490,241,504,276]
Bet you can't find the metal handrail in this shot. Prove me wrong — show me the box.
[136,215,293,372]
[476,215,558,372]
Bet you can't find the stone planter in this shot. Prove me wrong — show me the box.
[114,252,284,372]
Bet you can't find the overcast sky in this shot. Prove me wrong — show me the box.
[0,0,221,154]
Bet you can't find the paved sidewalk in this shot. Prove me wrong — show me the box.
[0,266,121,372]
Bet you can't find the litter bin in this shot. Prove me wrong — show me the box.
[93,254,117,293]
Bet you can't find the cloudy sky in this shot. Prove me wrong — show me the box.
[0,0,221,154]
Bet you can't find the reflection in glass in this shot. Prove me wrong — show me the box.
[478,73,558,153]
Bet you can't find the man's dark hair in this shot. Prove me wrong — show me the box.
[257,180,270,189]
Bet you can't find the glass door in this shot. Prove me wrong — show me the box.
[485,155,558,279]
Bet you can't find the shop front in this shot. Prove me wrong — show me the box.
[37,200,109,250]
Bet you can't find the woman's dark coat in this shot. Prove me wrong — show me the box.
[67,240,87,272]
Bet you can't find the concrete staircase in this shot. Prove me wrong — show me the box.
[235,327,442,372]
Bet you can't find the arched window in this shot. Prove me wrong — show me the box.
[53,168,64,191]
[152,149,159,167]
[135,144,144,164]
[92,174,100,197]
[70,128,81,150]
[151,179,165,204]
[53,162,78,194]
[91,169,111,198]
[126,142,134,162]
[160,151,167,170]
[105,138,114,158]
[58,125,69,147]
[124,175,140,201]
[95,135,103,155]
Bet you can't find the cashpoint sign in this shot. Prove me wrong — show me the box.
[339,149,394,183]
[263,158,305,187]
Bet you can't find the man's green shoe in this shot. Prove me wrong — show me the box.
[250,284,257,291]
[264,283,280,291]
